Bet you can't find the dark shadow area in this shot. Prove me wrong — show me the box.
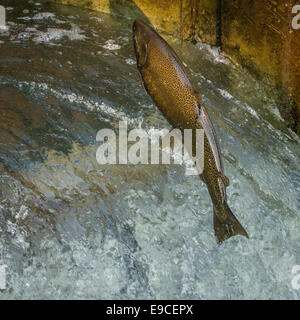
[109,0,151,26]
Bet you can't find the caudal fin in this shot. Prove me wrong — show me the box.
[213,203,249,243]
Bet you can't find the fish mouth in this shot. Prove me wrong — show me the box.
[132,20,140,49]
[132,20,155,44]
[132,20,152,69]
[133,20,151,34]
[132,19,142,34]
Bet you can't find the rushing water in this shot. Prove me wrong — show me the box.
[0,0,300,299]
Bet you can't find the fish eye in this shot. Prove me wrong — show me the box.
[132,23,137,32]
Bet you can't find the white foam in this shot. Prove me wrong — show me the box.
[103,39,121,50]
[0,25,9,32]
[243,103,260,120]
[32,12,55,20]
[25,27,38,32]
[16,32,30,40]
[33,24,86,43]
[17,17,31,21]
[218,88,234,100]
[125,58,136,65]
[14,80,137,124]
[89,16,104,23]
[53,18,66,24]
[197,42,229,64]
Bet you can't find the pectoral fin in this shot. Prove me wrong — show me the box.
[220,172,229,186]
[196,101,223,173]
[217,176,227,203]
[217,172,229,203]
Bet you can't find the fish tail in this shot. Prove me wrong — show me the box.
[213,203,249,243]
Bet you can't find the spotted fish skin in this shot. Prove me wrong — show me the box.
[133,20,248,243]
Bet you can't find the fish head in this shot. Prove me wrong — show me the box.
[133,20,199,129]
[132,20,155,68]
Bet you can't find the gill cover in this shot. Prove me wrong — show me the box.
[133,20,151,69]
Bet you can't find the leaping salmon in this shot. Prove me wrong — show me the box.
[132,19,248,243]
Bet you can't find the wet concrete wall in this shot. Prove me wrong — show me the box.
[222,0,300,134]
[52,0,300,134]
